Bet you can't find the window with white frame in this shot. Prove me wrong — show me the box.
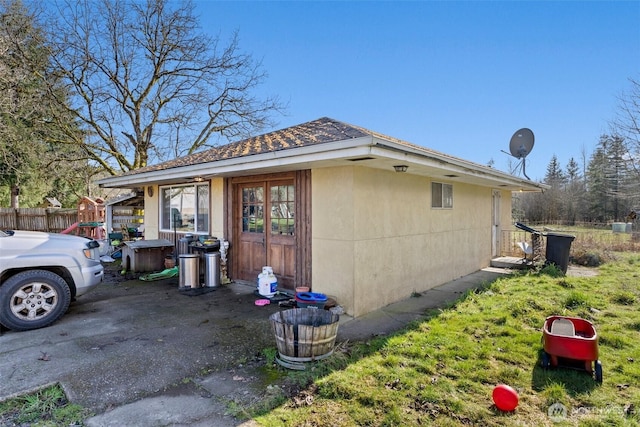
[431,182,453,209]
[160,184,210,233]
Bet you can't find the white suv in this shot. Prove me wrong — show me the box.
[0,230,104,331]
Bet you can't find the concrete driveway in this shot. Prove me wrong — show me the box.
[0,268,282,416]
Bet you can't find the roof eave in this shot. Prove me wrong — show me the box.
[97,134,546,193]
[370,138,546,191]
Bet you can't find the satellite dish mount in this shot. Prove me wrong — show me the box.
[502,128,535,180]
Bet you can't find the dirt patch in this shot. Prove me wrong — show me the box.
[566,265,599,277]
[101,259,135,283]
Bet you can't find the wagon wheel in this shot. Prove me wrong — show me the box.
[541,351,551,369]
[594,360,603,383]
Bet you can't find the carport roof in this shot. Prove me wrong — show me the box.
[97,117,546,192]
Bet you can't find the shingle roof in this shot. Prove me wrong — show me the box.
[99,116,545,191]
[122,117,371,177]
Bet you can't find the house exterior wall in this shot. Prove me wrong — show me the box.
[311,167,356,314]
[312,165,507,317]
[210,178,225,239]
[144,187,159,240]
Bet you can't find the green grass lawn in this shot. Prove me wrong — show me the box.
[0,384,90,426]
[257,255,640,426]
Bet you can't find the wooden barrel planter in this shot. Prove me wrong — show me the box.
[269,308,340,366]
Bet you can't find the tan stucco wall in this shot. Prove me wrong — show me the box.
[144,186,159,240]
[311,167,356,317]
[312,166,508,317]
[209,178,225,239]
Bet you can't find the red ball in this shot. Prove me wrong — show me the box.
[492,384,519,411]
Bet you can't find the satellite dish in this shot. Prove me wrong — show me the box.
[503,128,535,180]
[509,128,534,159]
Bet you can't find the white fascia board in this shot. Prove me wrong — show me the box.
[370,138,545,190]
[98,133,546,191]
[98,167,202,187]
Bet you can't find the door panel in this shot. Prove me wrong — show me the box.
[235,179,296,290]
[238,185,267,280]
[268,234,295,288]
[238,235,266,280]
[267,182,295,288]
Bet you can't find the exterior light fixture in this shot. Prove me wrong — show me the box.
[393,165,409,173]
[193,176,204,182]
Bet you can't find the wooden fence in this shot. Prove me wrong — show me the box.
[0,208,78,233]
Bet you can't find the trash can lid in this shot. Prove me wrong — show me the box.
[178,253,199,258]
[515,222,539,233]
[545,232,575,239]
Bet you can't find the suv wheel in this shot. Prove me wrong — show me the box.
[0,270,71,331]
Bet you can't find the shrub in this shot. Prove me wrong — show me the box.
[610,291,636,305]
[570,250,604,267]
[563,291,590,309]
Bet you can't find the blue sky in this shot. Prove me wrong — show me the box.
[195,1,639,181]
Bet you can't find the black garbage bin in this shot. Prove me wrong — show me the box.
[545,233,575,274]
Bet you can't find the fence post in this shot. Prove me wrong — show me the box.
[46,208,54,232]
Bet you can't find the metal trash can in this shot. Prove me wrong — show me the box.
[179,253,200,288]
[178,234,197,255]
[545,233,575,274]
[204,252,221,288]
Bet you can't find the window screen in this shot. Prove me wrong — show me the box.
[431,182,453,209]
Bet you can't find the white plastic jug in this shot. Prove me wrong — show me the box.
[258,266,277,297]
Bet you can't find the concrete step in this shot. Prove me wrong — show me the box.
[490,256,532,270]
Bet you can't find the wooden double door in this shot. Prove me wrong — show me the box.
[230,172,311,291]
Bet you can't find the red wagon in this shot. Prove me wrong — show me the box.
[541,315,602,382]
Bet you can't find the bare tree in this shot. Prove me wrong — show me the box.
[45,0,284,175]
[611,77,640,208]
[612,77,640,175]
